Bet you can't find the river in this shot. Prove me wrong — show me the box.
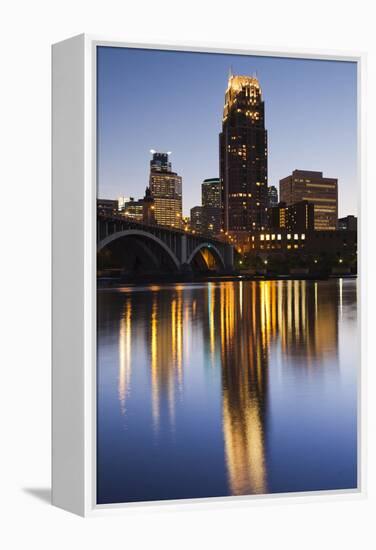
[97,278,358,504]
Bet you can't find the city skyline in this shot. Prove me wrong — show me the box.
[97,47,357,218]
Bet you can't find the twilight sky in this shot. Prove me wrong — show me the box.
[97,46,357,217]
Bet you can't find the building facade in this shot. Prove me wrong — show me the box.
[142,186,156,225]
[97,198,118,216]
[279,170,338,230]
[267,185,278,207]
[268,200,314,232]
[241,228,356,258]
[201,177,222,235]
[190,206,203,233]
[121,197,144,221]
[220,74,268,234]
[338,215,357,231]
[149,151,183,228]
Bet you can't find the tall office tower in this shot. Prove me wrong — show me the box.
[202,177,221,235]
[279,170,338,230]
[149,151,183,228]
[142,186,156,225]
[190,206,203,233]
[338,215,357,231]
[268,185,278,207]
[220,73,268,234]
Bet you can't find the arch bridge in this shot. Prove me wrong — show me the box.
[97,214,234,274]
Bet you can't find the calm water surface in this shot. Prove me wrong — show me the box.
[97,279,357,504]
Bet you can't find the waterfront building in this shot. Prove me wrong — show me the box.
[118,196,130,211]
[248,228,356,256]
[97,198,118,216]
[219,73,268,235]
[268,200,314,232]
[267,185,278,207]
[338,215,357,231]
[149,151,183,228]
[182,215,191,232]
[121,197,144,221]
[190,206,203,233]
[142,186,156,225]
[279,170,338,230]
[202,177,222,235]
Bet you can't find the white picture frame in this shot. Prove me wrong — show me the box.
[52,34,366,517]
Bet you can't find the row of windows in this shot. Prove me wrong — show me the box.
[257,233,305,241]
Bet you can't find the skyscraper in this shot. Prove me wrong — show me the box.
[202,177,221,235]
[279,170,338,230]
[268,200,314,232]
[220,73,268,234]
[267,185,278,207]
[190,206,203,233]
[142,186,156,225]
[149,151,183,228]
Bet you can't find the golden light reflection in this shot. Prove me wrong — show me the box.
[116,278,339,497]
[148,286,185,431]
[219,279,338,495]
[118,299,132,415]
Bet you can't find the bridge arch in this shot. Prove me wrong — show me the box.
[187,243,226,271]
[98,229,181,270]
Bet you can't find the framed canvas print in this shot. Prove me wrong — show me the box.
[52,35,365,516]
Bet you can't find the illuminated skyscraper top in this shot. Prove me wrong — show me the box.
[220,73,268,233]
[149,151,182,228]
[150,151,172,173]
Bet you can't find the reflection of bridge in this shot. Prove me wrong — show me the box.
[97,214,234,272]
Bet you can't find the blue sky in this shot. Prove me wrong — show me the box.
[97,47,357,217]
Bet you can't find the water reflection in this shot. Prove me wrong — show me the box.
[98,279,357,503]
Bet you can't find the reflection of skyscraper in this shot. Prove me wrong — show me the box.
[219,282,268,495]
[112,279,341,497]
[147,288,184,429]
[220,74,268,234]
[149,151,183,228]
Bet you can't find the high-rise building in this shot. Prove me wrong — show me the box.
[279,170,338,230]
[149,151,183,228]
[268,185,278,207]
[190,206,203,233]
[286,200,315,232]
[268,200,314,233]
[201,177,221,235]
[220,73,268,234]
[97,198,118,216]
[338,215,357,231]
[142,186,156,225]
[121,197,144,221]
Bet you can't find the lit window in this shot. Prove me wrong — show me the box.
[287,234,291,240]
[266,234,270,241]
[260,234,265,241]
[271,234,276,240]
[294,234,298,240]
[277,234,281,240]
[301,234,305,240]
